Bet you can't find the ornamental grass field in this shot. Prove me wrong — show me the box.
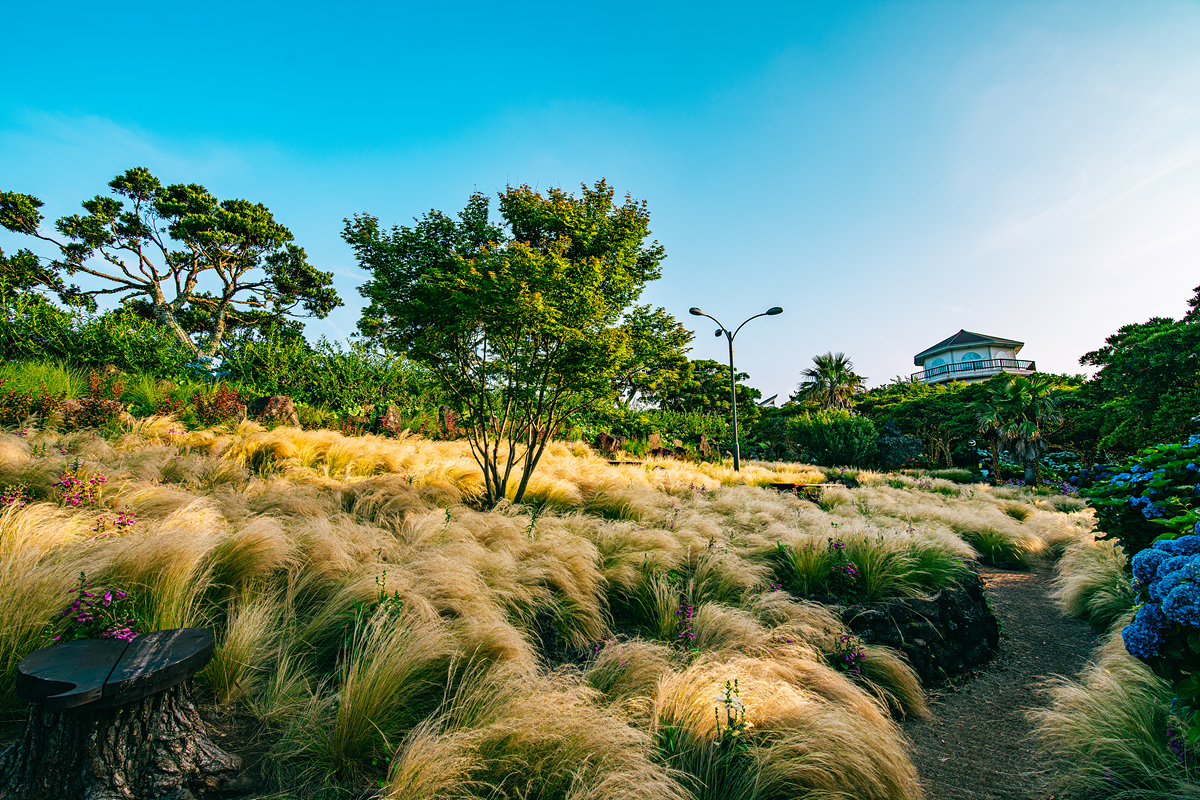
[0,420,1096,799]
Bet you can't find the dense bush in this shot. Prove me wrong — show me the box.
[786,409,877,467]
[1088,434,1200,556]
[1122,531,1200,744]
[221,331,435,411]
[0,300,192,378]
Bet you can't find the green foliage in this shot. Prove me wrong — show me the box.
[1082,285,1200,454]
[1087,435,1200,556]
[858,378,994,468]
[612,305,693,408]
[1,167,341,359]
[791,351,865,410]
[0,298,195,378]
[650,358,762,428]
[786,409,877,467]
[346,180,665,506]
[221,329,436,411]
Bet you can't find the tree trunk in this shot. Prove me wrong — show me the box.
[1024,461,1036,486]
[990,441,1000,485]
[0,680,239,800]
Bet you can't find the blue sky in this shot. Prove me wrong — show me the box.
[3,1,1199,401]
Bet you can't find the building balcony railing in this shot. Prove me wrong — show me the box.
[911,358,1036,383]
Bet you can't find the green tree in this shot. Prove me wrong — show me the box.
[858,377,992,468]
[1080,285,1200,454]
[986,374,1063,486]
[650,358,762,428]
[611,305,692,408]
[791,352,865,410]
[344,180,665,507]
[0,167,341,360]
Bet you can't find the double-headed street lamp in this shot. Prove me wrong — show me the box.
[689,305,783,471]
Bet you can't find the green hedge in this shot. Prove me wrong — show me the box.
[786,409,877,467]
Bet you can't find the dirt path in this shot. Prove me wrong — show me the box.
[903,565,1098,800]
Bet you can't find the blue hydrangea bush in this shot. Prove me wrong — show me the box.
[1122,528,1200,744]
[1088,434,1200,557]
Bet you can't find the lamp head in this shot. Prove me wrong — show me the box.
[766,307,783,315]
[689,307,703,316]
[715,329,723,337]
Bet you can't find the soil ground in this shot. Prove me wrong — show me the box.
[903,564,1099,800]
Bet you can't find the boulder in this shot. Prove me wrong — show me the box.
[841,567,999,685]
[246,395,300,427]
[378,404,405,435]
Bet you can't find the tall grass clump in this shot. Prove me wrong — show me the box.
[1053,536,1136,632]
[274,607,455,785]
[1031,637,1200,799]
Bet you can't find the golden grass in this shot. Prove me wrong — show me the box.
[0,422,1096,795]
[1053,534,1136,632]
[1031,632,1200,799]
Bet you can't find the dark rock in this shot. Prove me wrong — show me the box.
[378,404,405,436]
[841,567,999,685]
[594,432,627,454]
[246,396,300,427]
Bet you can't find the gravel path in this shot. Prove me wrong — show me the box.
[902,565,1098,800]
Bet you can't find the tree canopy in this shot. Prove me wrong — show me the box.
[0,168,341,360]
[610,305,692,409]
[1080,285,1200,453]
[791,352,866,410]
[650,358,763,428]
[344,180,665,506]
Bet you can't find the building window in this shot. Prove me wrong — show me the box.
[962,351,982,362]
[929,357,946,368]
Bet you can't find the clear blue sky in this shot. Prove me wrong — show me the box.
[3,1,1198,401]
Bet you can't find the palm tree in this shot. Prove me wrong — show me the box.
[792,352,865,410]
[974,396,1004,485]
[984,375,1063,486]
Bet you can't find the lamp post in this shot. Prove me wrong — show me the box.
[688,306,783,471]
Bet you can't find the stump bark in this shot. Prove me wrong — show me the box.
[0,679,240,800]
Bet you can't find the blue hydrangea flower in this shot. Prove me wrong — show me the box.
[1188,434,1200,446]
[1163,582,1200,627]
[1158,535,1200,556]
[1142,503,1167,519]
[1132,548,1170,585]
[1122,617,1165,658]
[1150,565,1190,603]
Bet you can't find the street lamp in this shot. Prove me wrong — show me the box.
[689,305,783,471]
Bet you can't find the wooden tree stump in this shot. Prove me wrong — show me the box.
[0,629,241,800]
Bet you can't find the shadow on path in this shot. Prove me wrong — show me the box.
[903,565,1098,800]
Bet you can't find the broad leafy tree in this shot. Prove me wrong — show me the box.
[1080,285,1200,453]
[650,358,763,427]
[791,352,866,410]
[344,180,665,507]
[611,305,692,409]
[0,168,341,360]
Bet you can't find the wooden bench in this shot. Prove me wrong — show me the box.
[0,628,240,800]
[767,482,839,501]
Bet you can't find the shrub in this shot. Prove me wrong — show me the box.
[1088,435,1200,556]
[0,378,65,426]
[63,369,125,430]
[786,410,876,467]
[192,383,248,425]
[221,332,436,411]
[0,302,192,379]
[1122,531,1200,742]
